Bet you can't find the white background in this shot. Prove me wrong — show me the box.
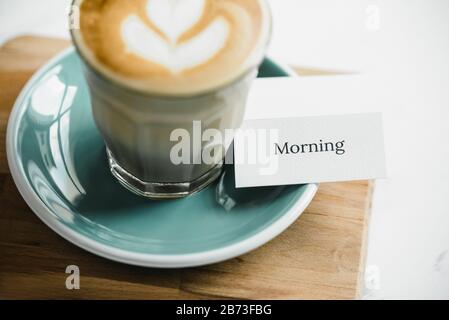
[1,0,449,299]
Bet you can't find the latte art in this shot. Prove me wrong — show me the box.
[146,0,209,44]
[122,11,229,73]
[73,0,270,95]
[122,0,230,73]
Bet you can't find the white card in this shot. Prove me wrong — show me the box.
[234,113,387,188]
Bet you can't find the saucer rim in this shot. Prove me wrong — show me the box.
[6,47,319,268]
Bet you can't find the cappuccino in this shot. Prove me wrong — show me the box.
[72,0,270,95]
[70,0,271,198]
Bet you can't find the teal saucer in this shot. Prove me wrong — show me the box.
[6,48,318,268]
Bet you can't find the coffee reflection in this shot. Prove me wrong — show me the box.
[26,66,85,204]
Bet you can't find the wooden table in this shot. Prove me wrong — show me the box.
[0,36,372,300]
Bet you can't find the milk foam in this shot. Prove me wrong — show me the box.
[73,0,271,95]
[147,0,205,44]
[122,4,230,73]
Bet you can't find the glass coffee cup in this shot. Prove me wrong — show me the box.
[70,0,272,199]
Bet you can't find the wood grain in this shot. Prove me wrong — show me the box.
[0,36,372,300]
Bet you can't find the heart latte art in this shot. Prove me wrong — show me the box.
[122,0,230,73]
[75,0,269,95]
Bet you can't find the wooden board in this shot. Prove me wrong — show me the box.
[0,36,372,300]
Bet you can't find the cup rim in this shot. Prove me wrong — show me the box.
[69,0,273,99]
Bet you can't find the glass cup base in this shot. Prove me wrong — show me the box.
[106,149,223,199]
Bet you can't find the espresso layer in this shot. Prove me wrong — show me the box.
[74,0,268,95]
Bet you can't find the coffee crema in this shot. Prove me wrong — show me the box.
[72,0,270,95]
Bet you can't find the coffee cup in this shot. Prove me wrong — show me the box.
[70,0,272,199]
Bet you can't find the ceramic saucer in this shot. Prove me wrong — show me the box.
[6,48,318,268]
